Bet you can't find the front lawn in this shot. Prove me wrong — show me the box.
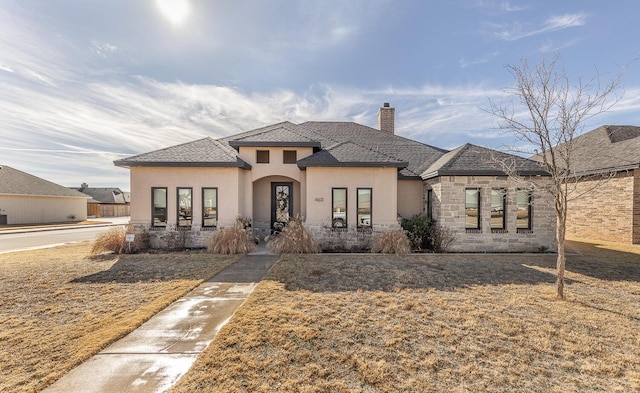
[0,242,237,393]
[172,240,640,392]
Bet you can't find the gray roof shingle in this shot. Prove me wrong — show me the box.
[421,144,548,179]
[0,165,89,198]
[114,137,251,168]
[297,141,407,168]
[565,125,640,175]
[73,187,129,204]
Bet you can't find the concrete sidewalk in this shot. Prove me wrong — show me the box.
[44,250,279,393]
[0,216,130,235]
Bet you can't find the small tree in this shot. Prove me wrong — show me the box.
[488,54,624,299]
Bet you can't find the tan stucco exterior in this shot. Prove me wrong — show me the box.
[305,166,399,228]
[129,166,245,228]
[397,180,423,219]
[0,194,87,225]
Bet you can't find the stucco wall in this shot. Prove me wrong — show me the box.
[0,195,87,225]
[566,169,639,244]
[397,180,423,219]
[426,175,556,252]
[129,166,243,229]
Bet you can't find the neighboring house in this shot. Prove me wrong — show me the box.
[558,125,640,244]
[114,103,556,252]
[73,183,131,218]
[0,165,88,225]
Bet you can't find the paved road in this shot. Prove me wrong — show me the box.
[0,220,128,254]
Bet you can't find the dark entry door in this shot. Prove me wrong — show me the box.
[271,182,293,233]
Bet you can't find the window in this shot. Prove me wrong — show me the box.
[151,187,167,227]
[202,188,218,228]
[357,188,372,228]
[177,188,192,227]
[283,150,297,164]
[516,190,532,230]
[332,188,347,228]
[256,150,270,163]
[491,188,506,230]
[465,188,480,230]
[426,189,433,219]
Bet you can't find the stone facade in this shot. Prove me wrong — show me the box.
[566,169,640,244]
[307,222,400,252]
[426,175,556,252]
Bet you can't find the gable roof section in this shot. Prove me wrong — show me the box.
[297,141,408,168]
[73,187,128,204]
[299,122,447,178]
[565,125,640,175]
[226,122,321,148]
[114,137,251,169]
[0,165,89,198]
[421,144,548,179]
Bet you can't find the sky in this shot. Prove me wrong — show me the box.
[1,0,639,191]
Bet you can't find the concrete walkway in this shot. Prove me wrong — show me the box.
[44,249,279,393]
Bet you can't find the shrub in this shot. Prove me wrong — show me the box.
[268,215,320,254]
[371,230,411,255]
[208,219,256,255]
[90,225,150,255]
[91,226,126,254]
[400,214,435,251]
[432,225,456,253]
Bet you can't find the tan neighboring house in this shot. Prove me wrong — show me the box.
[0,165,88,225]
[114,103,556,252]
[72,183,131,218]
[560,125,640,244]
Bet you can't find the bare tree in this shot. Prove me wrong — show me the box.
[488,54,624,299]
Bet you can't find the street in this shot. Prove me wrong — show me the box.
[0,222,127,254]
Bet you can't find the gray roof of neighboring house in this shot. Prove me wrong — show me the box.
[114,137,251,168]
[73,187,129,204]
[559,125,640,175]
[0,165,89,198]
[114,121,546,179]
[421,144,548,179]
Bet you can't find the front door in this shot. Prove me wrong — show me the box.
[271,182,293,233]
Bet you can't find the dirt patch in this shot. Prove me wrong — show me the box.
[0,242,238,393]
[173,240,640,392]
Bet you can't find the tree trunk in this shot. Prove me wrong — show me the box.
[556,215,566,300]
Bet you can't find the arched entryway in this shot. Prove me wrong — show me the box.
[252,176,301,239]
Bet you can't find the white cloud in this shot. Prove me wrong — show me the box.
[491,12,588,41]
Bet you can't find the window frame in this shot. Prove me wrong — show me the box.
[426,189,433,219]
[283,150,297,164]
[465,188,481,230]
[356,188,372,229]
[202,187,218,228]
[490,188,506,230]
[151,187,168,228]
[516,189,533,231]
[176,187,193,228]
[331,187,348,228]
[256,150,270,164]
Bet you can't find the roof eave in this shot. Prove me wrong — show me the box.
[422,169,550,180]
[298,161,408,169]
[228,141,321,148]
[572,164,640,177]
[114,160,252,170]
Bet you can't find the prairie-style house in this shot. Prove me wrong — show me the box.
[115,103,556,252]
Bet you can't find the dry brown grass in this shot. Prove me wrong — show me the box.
[0,242,238,393]
[173,239,640,392]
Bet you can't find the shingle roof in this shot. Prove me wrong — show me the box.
[564,125,640,175]
[73,187,128,204]
[0,165,89,198]
[421,144,548,179]
[114,137,251,168]
[297,141,407,168]
[226,122,321,148]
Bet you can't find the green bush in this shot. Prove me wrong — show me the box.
[400,214,435,251]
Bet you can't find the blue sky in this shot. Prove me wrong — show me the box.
[1,0,639,190]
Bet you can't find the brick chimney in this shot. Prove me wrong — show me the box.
[377,102,394,133]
